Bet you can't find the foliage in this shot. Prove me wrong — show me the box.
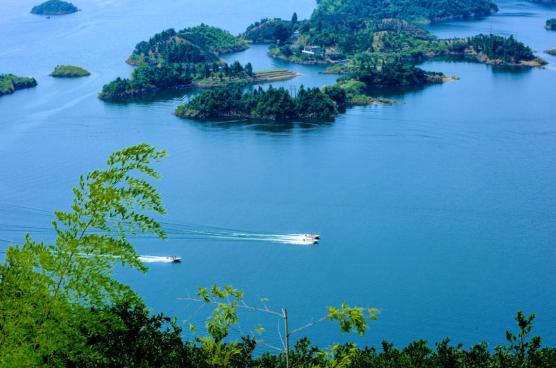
[176,86,340,122]
[312,0,498,24]
[243,17,298,44]
[66,302,188,367]
[0,74,37,96]
[545,18,556,30]
[129,24,247,65]
[454,34,537,63]
[0,144,167,366]
[99,63,194,100]
[50,65,90,78]
[348,58,445,87]
[31,0,78,15]
[327,304,380,335]
[99,61,260,100]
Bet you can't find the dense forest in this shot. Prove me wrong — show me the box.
[99,61,260,100]
[175,86,342,121]
[30,0,78,15]
[50,65,90,78]
[128,25,248,65]
[253,0,542,71]
[451,34,543,65]
[312,0,498,24]
[243,15,298,44]
[0,74,37,96]
[99,63,194,100]
[546,18,556,30]
[1,144,556,367]
[99,24,301,100]
[346,58,448,87]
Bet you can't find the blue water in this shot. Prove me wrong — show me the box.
[1,0,555,350]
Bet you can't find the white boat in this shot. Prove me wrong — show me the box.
[139,256,182,263]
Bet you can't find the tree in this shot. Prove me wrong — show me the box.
[291,12,298,24]
[245,62,253,76]
[0,144,167,366]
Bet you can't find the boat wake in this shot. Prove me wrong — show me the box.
[0,202,320,246]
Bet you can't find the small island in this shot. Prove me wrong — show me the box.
[50,65,90,78]
[31,0,78,15]
[546,49,556,56]
[176,86,343,122]
[546,19,556,31]
[450,34,547,67]
[0,74,38,97]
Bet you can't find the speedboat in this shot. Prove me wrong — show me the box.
[304,234,320,240]
[139,255,182,263]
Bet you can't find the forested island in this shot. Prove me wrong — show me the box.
[30,0,78,15]
[546,49,556,56]
[175,86,344,121]
[99,25,298,101]
[546,18,556,30]
[99,0,544,119]
[244,0,543,70]
[0,74,37,96]
[50,65,90,78]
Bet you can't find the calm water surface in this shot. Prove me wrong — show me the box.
[1,0,555,349]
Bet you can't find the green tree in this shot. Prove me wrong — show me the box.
[0,144,167,366]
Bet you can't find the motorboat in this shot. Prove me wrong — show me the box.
[139,255,182,263]
[304,234,320,240]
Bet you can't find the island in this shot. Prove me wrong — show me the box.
[31,0,78,15]
[245,0,542,70]
[99,24,300,101]
[175,86,342,121]
[546,49,556,56]
[546,19,556,31]
[449,34,547,67]
[50,65,90,78]
[0,74,38,97]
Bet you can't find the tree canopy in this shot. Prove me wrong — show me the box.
[31,0,78,15]
[0,74,37,96]
[175,86,342,122]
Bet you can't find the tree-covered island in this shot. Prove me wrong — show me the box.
[245,0,544,69]
[175,86,342,121]
[50,65,90,78]
[99,25,298,101]
[546,49,556,56]
[0,74,38,96]
[546,18,556,30]
[30,0,78,15]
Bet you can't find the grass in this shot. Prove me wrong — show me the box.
[50,65,90,78]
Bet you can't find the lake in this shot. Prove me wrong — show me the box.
[1,0,555,349]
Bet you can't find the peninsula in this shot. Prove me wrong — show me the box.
[0,74,37,97]
[31,0,78,15]
[99,25,298,101]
